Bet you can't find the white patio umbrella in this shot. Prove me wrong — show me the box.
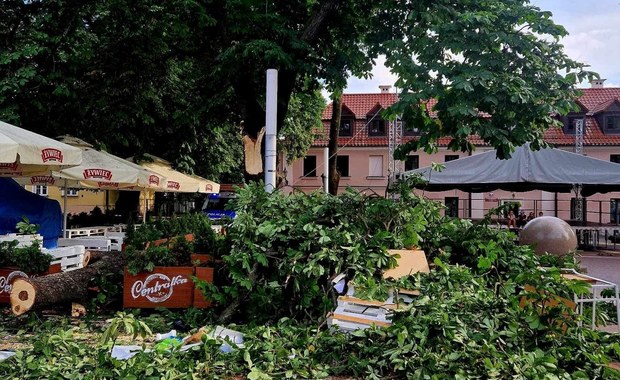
[0,121,82,175]
[131,154,220,194]
[18,137,167,232]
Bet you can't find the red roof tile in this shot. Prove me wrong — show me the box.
[589,98,620,114]
[322,93,398,119]
[318,87,620,148]
[577,88,620,110]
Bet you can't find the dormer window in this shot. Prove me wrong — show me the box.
[606,115,620,132]
[403,121,421,136]
[592,98,620,134]
[368,118,386,136]
[339,106,354,137]
[339,118,353,136]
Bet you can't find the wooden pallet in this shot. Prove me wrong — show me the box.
[58,237,111,252]
[328,249,428,331]
[0,234,43,248]
[44,246,88,272]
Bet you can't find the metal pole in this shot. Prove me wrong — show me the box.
[264,69,278,193]
[323,147,329,193]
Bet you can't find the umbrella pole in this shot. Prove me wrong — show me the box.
[142,190,147,223]
[62,179,68,238]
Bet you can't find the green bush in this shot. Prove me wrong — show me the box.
[0,240,52,274]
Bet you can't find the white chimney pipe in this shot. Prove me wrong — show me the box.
[590,79,606,88]
[265,69,278,192]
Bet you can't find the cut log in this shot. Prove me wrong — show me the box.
[81,251,91,268]
[71,302,87,318]
[10,253,124,316]
[86,250,108,265]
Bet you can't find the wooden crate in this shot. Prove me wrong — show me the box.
[123,267,195,308]
[193,267,214,308]
[190,254,213,266]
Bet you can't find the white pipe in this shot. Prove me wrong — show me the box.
[323,147,329,193]
[265,69,278,193]
[62,179,68,238]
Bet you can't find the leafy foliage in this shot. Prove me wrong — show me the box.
[0,0,594,182]
[0,240,52,274]
[206,182,432,323]
[15,216,39,235]
[124,213,228,274]
[3,182,620,378]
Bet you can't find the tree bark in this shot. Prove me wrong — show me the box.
[328,95,343,195]
[235,0,343,181]
[10,253,124,316]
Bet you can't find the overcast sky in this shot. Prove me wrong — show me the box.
[346,0,620,93]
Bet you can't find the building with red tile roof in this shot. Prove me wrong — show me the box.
[284,83,620,227]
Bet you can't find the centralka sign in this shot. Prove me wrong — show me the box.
[130,273,189,303]
[123,267,195,308]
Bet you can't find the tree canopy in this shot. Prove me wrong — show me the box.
[0,0,590,180]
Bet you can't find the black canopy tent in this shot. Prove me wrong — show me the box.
[402,144,620,197]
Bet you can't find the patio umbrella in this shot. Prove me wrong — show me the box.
[131,154,220,194]
[18,137,167,231]
[0,121,82,175]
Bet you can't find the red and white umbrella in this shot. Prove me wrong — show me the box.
[0,121,82,175]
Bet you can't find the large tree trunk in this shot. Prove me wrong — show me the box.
[328,95,343,195]
[10,253,124,316]
[235,0,342,181]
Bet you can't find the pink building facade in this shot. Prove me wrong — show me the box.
[285,83,620,226]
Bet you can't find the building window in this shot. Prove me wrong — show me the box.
[445,197,459,218]
[339,118,353,137]
[403,122,420,136]
[336,155,349,177]
[368,118,386,136]
[303,156,317,177]
[61,188,79,197]
[445,155,459,162]
[606,115,620,132]
[33,185,48,196]
[368,155,384,177]
[404,155,419,171]
[611,155,620,164]
[611,199,620,223]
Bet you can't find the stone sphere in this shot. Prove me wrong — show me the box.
[519,216,577,256]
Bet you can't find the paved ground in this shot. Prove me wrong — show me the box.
[575,252,620,333]
[579,252,620,286]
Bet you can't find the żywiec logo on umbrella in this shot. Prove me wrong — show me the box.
[167,181,180,190]
[30,176,56,185]
[206,184,213,192]
[148,175,160,186]
[97,182,119,188]
[83,168,113,181]
[0,162,20,175]
[41,148,64,163]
